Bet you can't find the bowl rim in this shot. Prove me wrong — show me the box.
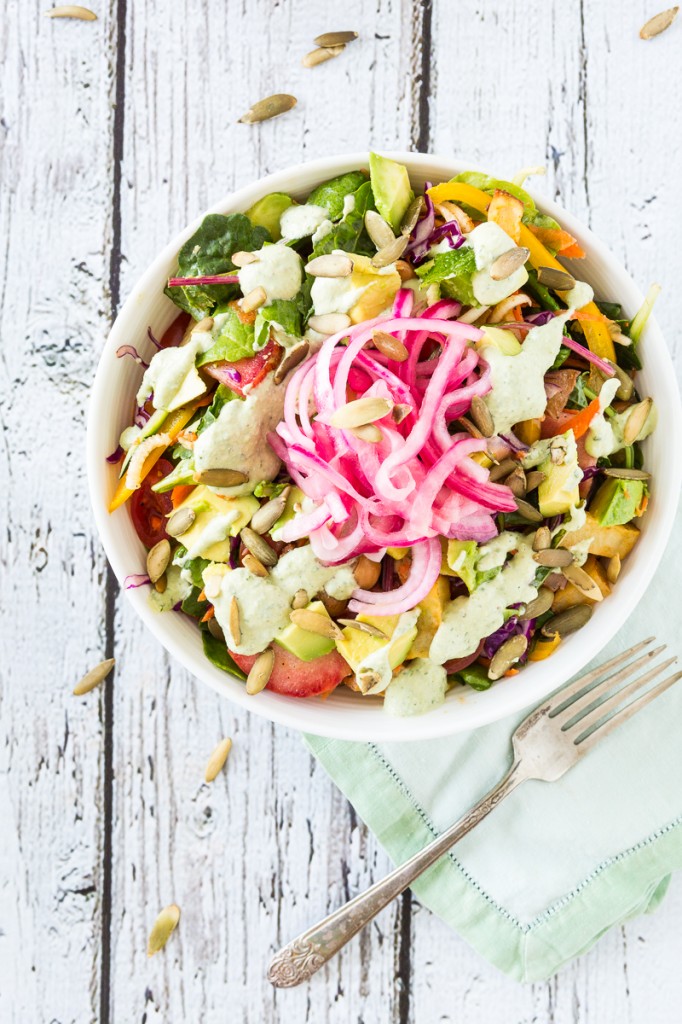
[87,149,682,741]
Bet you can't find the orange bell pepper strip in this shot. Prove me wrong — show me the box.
[554,397,601,440]
[171,484,195,508]
[528,634,561,661]
[200,605,215,623]
[528,225,586,259]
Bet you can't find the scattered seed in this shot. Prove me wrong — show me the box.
[603,467,651,481]
[73,658,115,696]
[365,210,396,250]
[238,94,297,124]
[562,564,604,601]
[147,539,171,583]
[166,506,196,538]
[400,195,424,237]
[314,30,358,46]
[353,555,383,589]
[519,587,555,621]
[228,596,242,645]
[395,259,416,281]
[207,616,226,641]
[537,266,576,292]
[301,44,345,67]
[250,488,290,534]
[292,589,309,610]
[489,246,530,281]
[246,648,275,694]
[308,313,352,335]
[194,316,214,332]
[489,458,518,482]
[622,398,653,445]
[504,466,527,498]
[45,5,97,18]
[605,360,635,400]
[243,551,269,577]
[458,415,484,440]
[469,395,495,438]
[205,737,233,783]
[371,234,408,268]
[524,470,546,492]
[154,574,167,594]
[306,253,353,278]
[358,668,382,693]
[274,342,310,384]
[241,286,267,313]
[147,905,180,956]
[289,608,343,640]
[514,498,544,523]
[195,468,249,487]
[240,527,279,566]
[330,395,393,429]
[640,6,679,39]
[372,330,409,362]
[607,554,622,584]
[350,423,383,443]
[533,547,574,567]
[392,403,413,424]
[541,604,593,638]
[488,635,528,680]
[338,618,388,639]
[533,525,552,551]
[231,250,258,267]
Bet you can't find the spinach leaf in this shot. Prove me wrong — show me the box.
[550,346,572,369]
[307,171,367,221]
[615,342,642,372]
[312,180,376,257]
[181,586,206,620]
[201,629,246,679]
[454,664,492,691]
[196,384,240,434]
[173,552,210,589]
[196,307,257,366]
[416,246,478,305]
[165,214,270,319]
[254,282,313,347]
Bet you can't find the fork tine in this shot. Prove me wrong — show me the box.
[552,644,667,726]
[568,656,677,738]
[576,669,682,755]
[547,636,656,717]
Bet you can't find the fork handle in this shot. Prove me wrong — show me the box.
[267,760,526,987]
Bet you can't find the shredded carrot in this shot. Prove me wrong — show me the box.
[504,668,520,677]
[197,589,207,602]
[528,225,586,259]
[555,397,601,440]
[171,484,194,507]
[200,606,215,622]
[635,494,649,517]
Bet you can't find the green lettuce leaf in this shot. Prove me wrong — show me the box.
[201,629,246,679]
[416,246,478,305]
[254,282,312,347]
[197,307,257,366]
[196,384,240,434]
[312,180,376,258]
[307,171,367,221]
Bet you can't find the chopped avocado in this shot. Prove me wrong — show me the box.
[274,600,336,661]
[369,152,414,233]
[480,325,522,356]
[444,540,478,591]
[245,193,293,242]
[270,485,305,536]
[409,576,450,658]
[335,613,417,673]
[307,170,367,220]
[173,486,258,562]
[589,477,646,527]
[537,430,582,517]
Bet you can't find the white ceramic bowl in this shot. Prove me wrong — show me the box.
[87,151,682,741]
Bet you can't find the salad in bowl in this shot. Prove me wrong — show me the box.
[102,153,661,720]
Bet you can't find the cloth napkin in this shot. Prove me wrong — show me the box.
[305,505,682,982]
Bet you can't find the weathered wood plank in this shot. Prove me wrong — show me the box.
[0,3,117,1021]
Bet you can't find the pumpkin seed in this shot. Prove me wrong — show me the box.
[489,457,517,482]
[314,30,359,46]
[246,648,275,694]
[241,286,267,313]
[640,6,679,39]
[73,658,115,696]
[147,904,180,956]
[392,403,413,424]
[205,737,233,783]
[622,398,653,445]
[301,44,345,67]
[330,395,393,429]
[45,4,97,18]
[365,210,395,250]
[603,467,650,481]
[537,266,576,292]
[524,470,546,492]
[195,467,248,487]
[250,488,290,534]
[504,466,527,498]
[289,608,343,640]
[533,525,551,551]
[291,589,309,610]
[518,587,554,621]
[458,415,484,440]
[469,395,495,438]
[350,423,383,443]
[371,234,408,268]
[306,253,353,278]
[562,564,604,601]
[166,506,196,538]
[147,539,171,583]
[514,498,544,523]
[207,616,225,641]
[238,94,297,124]
[541,604,593,638]
[400,195,424,237]
[534,547,574,567]
[243,551,269,577]
[338,618,388,639]
[308,313,352,335]
[228,596,241,645]
[489,246,530,281]
[240,527,278,567]
[274,341,309,384]
[358,668,383,694]
[154,574,167,594]
[372,330,409,362]
[194,316,214,332]
[604,360,634,400]
[231,250,258,267]
[488,635,528,680]
[607,553,622,584]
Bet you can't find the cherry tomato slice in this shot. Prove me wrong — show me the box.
[130,458,173,548]
[229,644,350,698]
[203,336,282,398]
[159,312,191,348]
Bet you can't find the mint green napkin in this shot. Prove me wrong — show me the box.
[305,507,682,982]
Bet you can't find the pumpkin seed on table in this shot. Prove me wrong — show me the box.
[489,457,517,482]
[622,398,653,445]
[607,553,622,584]
[488,635,528,681]
[73,658,115,696]
[365,210,396,250]
[246,648,275,694]
[306,253,353,278]
[518,587,554,621]
[338,618,388,639]
[489,246,530,281]
[45,5,97,18]
[291,589,309,610]
[240,527,279,567]
[532,525,551,551]
[537,266,576,292]
[238,94,297,124]
[308,313,351,335]
[603,466,650,481]
[514,498,544,523]
[250,487,290,535]
[166,506,196,539]
[469,395,495,438]
[541,604,593,638]
[147,904,180,957]
[301,44,346,67]
[639,6,679,39]
[195,467,248,487]
[533,547,574,568]
[372,330,409,362]
[204,737,233,783]
[400,195,424,237]
[314,30,359,46]
[562,564,604,601]
[371,234,408,269]
[147,539,171,583]
[330,395,393,429]
[243,551,269,577]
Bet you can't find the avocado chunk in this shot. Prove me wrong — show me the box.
[274,600,336,662]
[589,477,646,527]
[335,613,417,674]
[369,152,414,233]
[173,486,258,562]
[245,193,293,242]
[538,430,582,517]
[479,325,522,356]
[270,485,305,536]
[445,540,478,592]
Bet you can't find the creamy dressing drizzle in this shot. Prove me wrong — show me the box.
[355,609,421,695]
[384,658,447,717]
[468,222,529,305]
[238,243,303,302]
[137,327,211,412]
[280,204,329,241]
[184,510,238,559]
[585,378,657,458]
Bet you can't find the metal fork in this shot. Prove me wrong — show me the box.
[268,637,681,987]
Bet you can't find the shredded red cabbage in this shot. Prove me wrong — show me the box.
[147,326,162,350]
[116,345,149,368]
[229,535,241,570]
[124,573,151,589]
[106,445,124,465]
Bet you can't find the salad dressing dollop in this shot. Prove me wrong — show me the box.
[238,243,303,302]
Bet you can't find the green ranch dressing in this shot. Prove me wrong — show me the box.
[238,242,303,302]
[203,545,357,656]
[279,204,329,242]
[383,658,448,717]
[585,377,657,458]
[468,221,530,305]
[136,321,214,412]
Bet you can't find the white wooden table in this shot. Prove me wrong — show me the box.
[2,1,681,1020]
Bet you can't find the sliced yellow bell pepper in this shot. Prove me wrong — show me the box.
[528,633,561,661]
[427,182,491,215]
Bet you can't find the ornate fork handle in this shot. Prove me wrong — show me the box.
[268,760,526,987]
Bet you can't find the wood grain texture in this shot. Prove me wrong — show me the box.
[1,1,681,1022]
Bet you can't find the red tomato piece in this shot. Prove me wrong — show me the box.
[159,312,191,348]
[202,336,282,398]
[130,458,173,548]
[229,644,350,698]
[443,640,485,676]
